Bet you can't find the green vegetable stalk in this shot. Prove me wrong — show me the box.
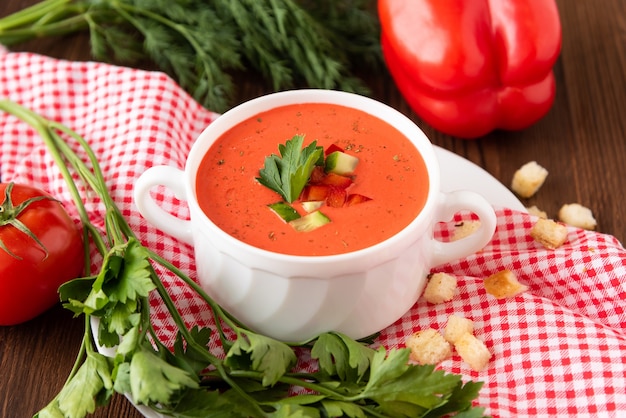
[0,99,486,417]
[0,0,382,113]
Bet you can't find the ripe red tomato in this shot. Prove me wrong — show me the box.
[0,183,84,325]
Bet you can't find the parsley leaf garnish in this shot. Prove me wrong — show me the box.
[257,134,323,203]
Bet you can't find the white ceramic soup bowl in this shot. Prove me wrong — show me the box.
[134,89,497,342]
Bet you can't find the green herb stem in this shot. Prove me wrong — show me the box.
[147,269,220,365]
[0,13,89,46]
[148,249,243,330]
[0,0,72,31]
[146,248,253,356]
[71,314,91,380]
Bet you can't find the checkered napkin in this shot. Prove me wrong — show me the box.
[1,48,625,417]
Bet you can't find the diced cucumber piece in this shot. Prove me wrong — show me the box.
[301,200,324,213]
[268,201,301,222]
[289,210,331,232]
[325,151,359,175]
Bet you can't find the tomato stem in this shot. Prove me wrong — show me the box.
[0,182,59,259]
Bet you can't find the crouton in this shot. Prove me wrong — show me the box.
[422,272,457,304]
[484,269,528,299]
[526,205,548,219]
[444,315,474,344]
[530,218,568,249]
[452,220,481,241]
[454,332,492,372]
[406,329,452,365]
[558,203,597,230]
[511,161,548,198]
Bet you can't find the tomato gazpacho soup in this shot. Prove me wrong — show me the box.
[195,103,428,256]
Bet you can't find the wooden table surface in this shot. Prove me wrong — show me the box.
[1,1,625,417]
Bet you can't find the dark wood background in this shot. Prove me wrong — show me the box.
[1,1,625,417]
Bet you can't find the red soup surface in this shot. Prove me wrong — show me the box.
[196,103,429,256]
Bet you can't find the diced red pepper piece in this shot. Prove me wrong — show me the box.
[325,143,344,156]
[309,166,326,184]
[326,187,347,208]
[345,194,372,207]
[320,172,353,189]
[301,184,329,201]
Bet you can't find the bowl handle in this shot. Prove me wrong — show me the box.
[430,190,497,267]
[133,165,193,244]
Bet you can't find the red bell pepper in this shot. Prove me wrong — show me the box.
[378,0,562,139]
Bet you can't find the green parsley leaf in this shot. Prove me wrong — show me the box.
[268,403,322,418]
[423,380,486,418]
[320,399,367,418]
[109,239,156,304]
[225,331,297,386]
[114,326,140,363]
[59,276,97,305]
[172,325,214,376]
[129,349,199,405]
[361,348,454,406]
[112,362,132,398]
[312,332,374,382]
[168,388,241,417]
[353,347,481,416]
[444,406,489,418]
[48,351,113,418]
[103,305,141,336]
[81,287,110,315]
[61,239,151,317]
[257,134,323,203]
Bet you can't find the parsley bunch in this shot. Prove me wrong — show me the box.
[0,0,382,112]
[0,100,486,418]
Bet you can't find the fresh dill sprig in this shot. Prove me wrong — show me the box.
[87,0,242,112]
[0,0,383,112]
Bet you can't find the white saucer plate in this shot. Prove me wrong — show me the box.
[435,146,525,211]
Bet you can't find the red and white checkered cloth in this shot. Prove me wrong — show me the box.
[1,48,625,417]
